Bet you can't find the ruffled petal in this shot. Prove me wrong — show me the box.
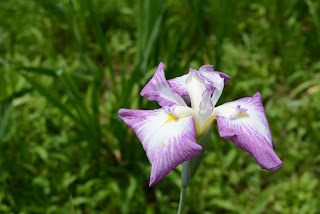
[118,107,202,186]
[198,65,228,105]
[167,65,230,106]
[199,65,230,83]
[214,92,282,172]
[140,62,186,107]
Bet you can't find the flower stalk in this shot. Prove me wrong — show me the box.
[177,124,213,213]
[177,160,191,214]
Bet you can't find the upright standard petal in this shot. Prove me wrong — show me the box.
[167,65,230,107]
[118,107,202,186]
[140,62,186,107]
[198,65,229,105]
[213,92,282,172]
[199,65,230,83]
[185,68,206,114]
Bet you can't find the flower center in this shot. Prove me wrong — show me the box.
[173,72,216,137]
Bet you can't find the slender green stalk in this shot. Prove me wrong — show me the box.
[178,160,191,214]
[178,126,213,213]
[177,185,187,214]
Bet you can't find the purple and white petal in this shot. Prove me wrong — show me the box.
[214,92,282,172]
[118,107,202,186]
[140,62,186,107]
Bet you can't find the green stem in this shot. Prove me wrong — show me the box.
[177,186,187,214]
[177,160,191,214]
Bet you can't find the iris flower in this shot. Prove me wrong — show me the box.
[118,62,282,186]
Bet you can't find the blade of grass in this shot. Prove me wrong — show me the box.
[166,11,196,78]
[0,88,33,103]
[305,0,320,50]
[140,15,163,74]
[16,67,57,77]
[124,14,163,105]
[56,69,104,145]
[17,66,93,82]
[190,0,213,63]
[82,0,115,87]
[0,88,33,143]
[91,67,104,144]
[17,67,92,131]
[0,103,13,144]
[56,69,90,118]
[21,74,82,126]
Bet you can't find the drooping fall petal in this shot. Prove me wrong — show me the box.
[118,107,202,186]
[214,92,282,172]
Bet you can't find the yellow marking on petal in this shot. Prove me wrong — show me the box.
[237,113,248,118]
[161,114,179,127]
[165,114,178,123]
[162,143,165,147]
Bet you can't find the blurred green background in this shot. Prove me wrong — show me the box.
[0,0,320,213]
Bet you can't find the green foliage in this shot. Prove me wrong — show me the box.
[0,0,319,213]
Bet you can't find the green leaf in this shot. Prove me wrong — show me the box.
[17,67,57,77]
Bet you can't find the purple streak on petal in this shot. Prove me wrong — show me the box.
[118,107,202,186]
[216,92,282,172]
[140,62,186,107]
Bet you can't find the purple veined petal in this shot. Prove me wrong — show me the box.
[214,92,282,172]
[140,62,186,107]
[118,107,202,186]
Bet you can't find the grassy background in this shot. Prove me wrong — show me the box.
[0,0,320,213]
